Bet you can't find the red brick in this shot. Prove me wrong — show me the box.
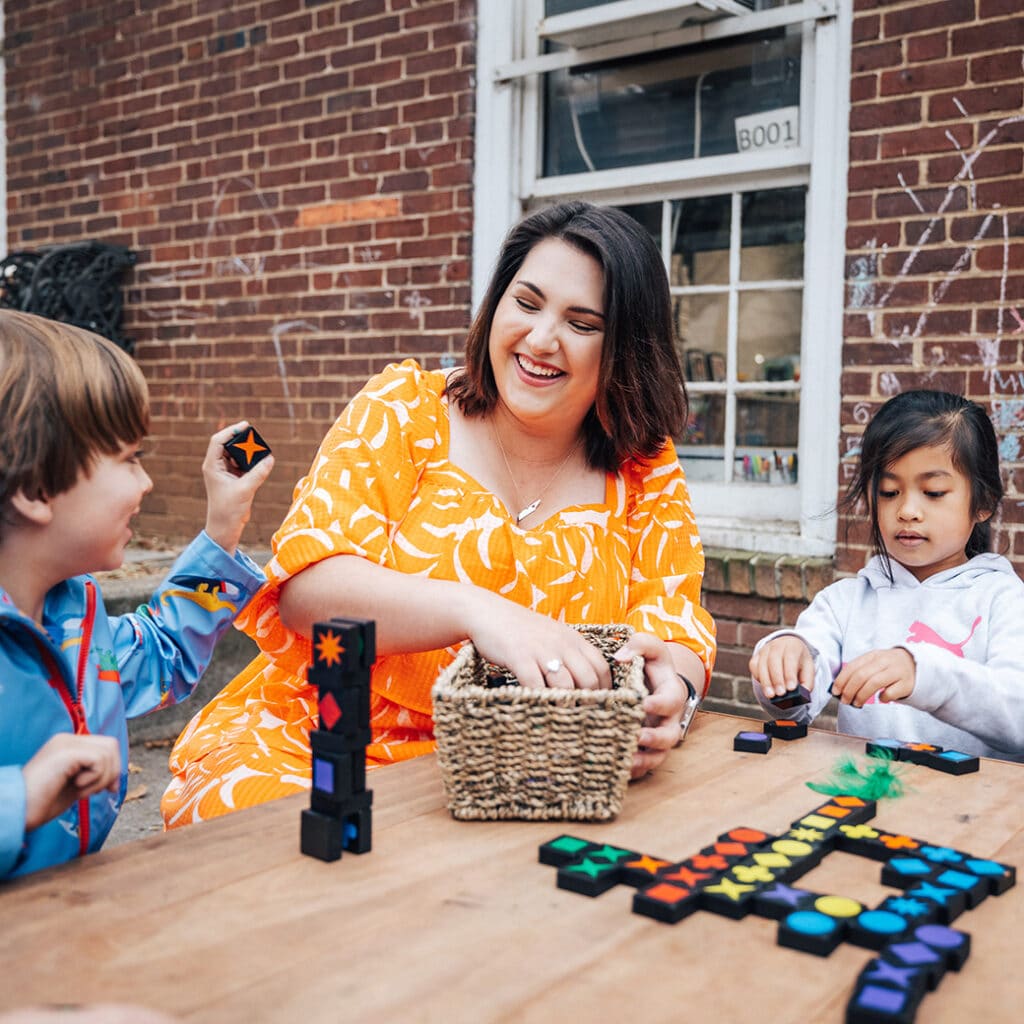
[929,83,1024,121]
[881,123,973,159]
[851,40,903,73]
[885,0,975,36]
[907,30,949,63]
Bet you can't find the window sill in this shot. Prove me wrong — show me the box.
[697,516,835,559]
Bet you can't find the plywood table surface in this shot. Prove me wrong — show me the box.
[0,712,1020,1022]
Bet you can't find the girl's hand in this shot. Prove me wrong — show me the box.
[203,422,275,555]
[749,635,815,700]
[22,733,121,832]
[832,647,916,707]
[614,632,688,778]
[465,595,612,691]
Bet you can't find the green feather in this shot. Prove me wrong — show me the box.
[807,748,906,801]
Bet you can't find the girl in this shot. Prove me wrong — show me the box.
[750,389,1024,762]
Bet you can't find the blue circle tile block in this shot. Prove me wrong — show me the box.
[734,730,772,754]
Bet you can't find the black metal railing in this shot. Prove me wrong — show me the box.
[0,241,136,353]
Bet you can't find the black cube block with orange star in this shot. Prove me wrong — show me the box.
[224,425,272,473]
[309,619,377,682]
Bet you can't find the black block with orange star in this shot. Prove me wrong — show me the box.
[224,425,272,472]
[309,619,377,680]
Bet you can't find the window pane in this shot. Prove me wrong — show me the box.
[737,289,801,383]
[620,202,662,249]
[680,396,725,474]
[678,292,727,383]
[545,0,614,14]
[741,187,805,281]
[543,28,801,176]
[671,194,730,286]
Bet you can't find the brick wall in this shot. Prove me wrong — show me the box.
[702,549,836,722]
[5,0,476,545]
[841,0,1024,574]
[6,1,1024,724]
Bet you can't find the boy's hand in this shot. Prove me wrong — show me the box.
[749,635,815,701]
[203,421,275,555]
[831,647,915,707]
[22,733,121,832]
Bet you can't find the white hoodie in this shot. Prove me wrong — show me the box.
[752,552,1024,763]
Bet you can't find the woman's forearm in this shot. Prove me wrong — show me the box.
[278,554,484,656]
[668,643,708,694]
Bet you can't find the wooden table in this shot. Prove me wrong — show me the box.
[1,712,1020,1022]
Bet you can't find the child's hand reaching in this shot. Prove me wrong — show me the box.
[22,733,121,832]
[831,647,916,707]
[203,422,275,555]
[749,635,815,701]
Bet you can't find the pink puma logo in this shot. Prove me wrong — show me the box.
[905,616,981,658]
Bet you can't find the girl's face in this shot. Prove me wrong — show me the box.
[487,237,605,436]
[874,443,989,582]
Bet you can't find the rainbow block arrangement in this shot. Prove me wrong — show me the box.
[540,795,1015,1023]
[866,739,980,776]
[300,618,375,861]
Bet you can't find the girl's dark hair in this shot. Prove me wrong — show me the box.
[445,201,687,472]
[839,390,1003,573]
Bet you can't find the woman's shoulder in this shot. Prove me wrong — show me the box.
[364,359,449,402]
[618,438,686,493]
[344,359,450,433]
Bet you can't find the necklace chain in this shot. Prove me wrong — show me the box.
[493,426,582,525]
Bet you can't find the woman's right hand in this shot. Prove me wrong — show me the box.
[749,635,815,701]
[465,593,613,690]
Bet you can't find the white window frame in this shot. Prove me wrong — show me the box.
[474,0,850,557]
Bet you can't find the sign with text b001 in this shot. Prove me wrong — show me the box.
[734,106,799,154]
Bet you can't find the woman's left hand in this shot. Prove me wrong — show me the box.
[615,633,693,778]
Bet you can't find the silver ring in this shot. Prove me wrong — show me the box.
[545,658,563,674]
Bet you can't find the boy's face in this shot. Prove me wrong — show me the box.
[47,441,153,575]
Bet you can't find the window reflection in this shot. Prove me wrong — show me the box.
[543,28,801,176]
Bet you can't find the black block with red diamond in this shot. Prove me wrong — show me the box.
[301,618,376,862]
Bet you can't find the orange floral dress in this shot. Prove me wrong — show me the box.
[161,360,717,827]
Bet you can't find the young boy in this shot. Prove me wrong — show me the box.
[0,309,274,879]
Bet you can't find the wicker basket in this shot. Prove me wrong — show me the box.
[431,624,646,821]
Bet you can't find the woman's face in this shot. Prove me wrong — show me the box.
[488,237,605,435]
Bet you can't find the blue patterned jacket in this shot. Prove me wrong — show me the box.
[0,532,264,879]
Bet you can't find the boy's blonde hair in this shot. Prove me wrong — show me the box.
[0,310,150,528]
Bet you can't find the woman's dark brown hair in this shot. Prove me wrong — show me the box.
[446,201,687,472]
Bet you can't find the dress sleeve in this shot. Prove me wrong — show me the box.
[622,440,717,691]
[235,360,442,671]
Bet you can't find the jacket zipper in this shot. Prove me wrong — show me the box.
[36,582,97,856]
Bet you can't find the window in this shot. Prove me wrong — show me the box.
[475,0,850,555]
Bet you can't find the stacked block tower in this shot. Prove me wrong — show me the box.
[300,618,375,861]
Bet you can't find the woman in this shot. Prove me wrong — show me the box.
[162,202,717,827]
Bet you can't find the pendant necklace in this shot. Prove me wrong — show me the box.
[493,426,583,525]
